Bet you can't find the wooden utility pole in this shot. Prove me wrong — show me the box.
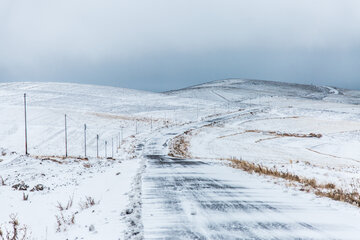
[65,114,68,157]
[84,124,87,157]
[24,93,28,155]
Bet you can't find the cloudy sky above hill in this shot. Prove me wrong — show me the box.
[0,0,359,91]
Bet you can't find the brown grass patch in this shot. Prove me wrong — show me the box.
[91,112,161,123]
[168,134,191,158]
[57,195,74,211]
[218,132,246,139]
[228,157,360,207]
[33,155,64,164]
[32,155,91,164]
[246,130,322,139]
[83,163,92,168]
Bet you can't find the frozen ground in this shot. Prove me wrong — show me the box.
[2,79,360,239]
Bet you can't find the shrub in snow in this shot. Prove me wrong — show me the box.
[0,214,29,240]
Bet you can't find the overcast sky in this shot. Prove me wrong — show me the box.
[0,0,359,91]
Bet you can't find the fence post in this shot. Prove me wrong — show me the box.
[116,134,119,153]
[24,93,28,155]
[84,124,87,157]
[65,114,68,157]
[121,127,123,143]
[105,141,107,158]
[196,103,199,120]
[118,132,120,148]
[96,134,99,158]
[111,137,114,158]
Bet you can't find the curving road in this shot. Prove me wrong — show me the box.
[137,117,360,240]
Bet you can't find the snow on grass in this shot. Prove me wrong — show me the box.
[0,82,206,239]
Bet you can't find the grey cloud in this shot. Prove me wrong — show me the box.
[0,0,359,91]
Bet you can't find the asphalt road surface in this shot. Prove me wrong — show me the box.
[138,122,360,240]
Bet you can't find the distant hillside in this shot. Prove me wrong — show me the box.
[165,78,360,105]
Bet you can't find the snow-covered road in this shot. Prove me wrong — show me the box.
[138,123,360,240]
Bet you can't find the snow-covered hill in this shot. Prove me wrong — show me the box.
[2,79,360,239]
[167,78,360,198]
[166,78,360,104]
[0,82,203,239]
[0,82,206,156]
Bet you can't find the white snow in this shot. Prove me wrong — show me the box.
[2,79,360,239]
[0,82,202,239]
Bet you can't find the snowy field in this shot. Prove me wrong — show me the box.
[0,82,206,239]
[173,80,360,193]
[2,79,360,239]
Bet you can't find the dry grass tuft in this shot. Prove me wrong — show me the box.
[168,131,193,158]
[57,196,74,211]
[0,176,5,186]
[323,183,336,189]
[83,163,92,168]
[0,214,29,240]
[246,130,322,139]
[228,157,360,207]
[22,193,29,201]
[79,196,98,210]
[55,213,75,232]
